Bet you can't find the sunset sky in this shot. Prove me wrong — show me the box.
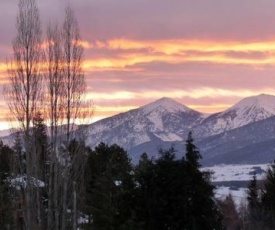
[1,0,275,129]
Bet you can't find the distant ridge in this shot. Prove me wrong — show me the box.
[2,94,275,166]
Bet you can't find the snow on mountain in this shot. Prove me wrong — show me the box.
[196,94,275,137]
[0,129,11,138]
[2,94,275,166]
[85,97,203,150]
[222,93,275,125]
[83,93,275,164]
[141,97,193,114]
[229,94,275,114]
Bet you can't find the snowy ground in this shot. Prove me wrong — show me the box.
[203,164,270,208]
[215,186,247,208]
[203,164,269,182]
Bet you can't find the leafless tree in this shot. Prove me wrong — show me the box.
[5,1,91,229]
[60,7,86,230]
[62,6,85,142]
[45,21,64,230]
[4,0,43,229]
[45,6,91,230]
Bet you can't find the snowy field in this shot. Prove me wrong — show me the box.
[203,164,269,182]
[203,164,270,208]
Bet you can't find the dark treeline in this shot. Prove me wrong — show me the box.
[82,132,222,230]
[2,125,275,229]
[0,130,224,229]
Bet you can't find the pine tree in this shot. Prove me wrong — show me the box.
[248,174,259,209]
[184,132,222,230]
[247,174,260,218]
[261,162,275,228]
[0,142,15,229]
[247,173,265,230]
[134,139,222,230]
[32,112,48,181]
[83,143,137,230]
[185,131,201,168]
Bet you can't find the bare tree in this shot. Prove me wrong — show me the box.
[5,1,91,229]
[45,7,91,230]
[61,7,86,230]
[45,22,64,230]
[4,0,43,229]
[62,6,85,141]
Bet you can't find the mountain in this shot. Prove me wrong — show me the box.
[194,94,275,137]
[85,97,203,151]
[198,115,275,165]
[2,94,275,165]
[85,94,275,164]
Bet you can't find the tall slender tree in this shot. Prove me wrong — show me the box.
[62,6,85,142]
[60,7,86,230]
[4,0,43,228]
[44,6,89,230]
[184,132,221,229]
[45,21,64,230]
[4,1,90,228]
[246,173,266,229]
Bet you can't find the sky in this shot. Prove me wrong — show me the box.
[1,0,275,128]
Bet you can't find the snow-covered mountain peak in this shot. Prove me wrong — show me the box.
[141,97,193,114]
[227,94,275,114]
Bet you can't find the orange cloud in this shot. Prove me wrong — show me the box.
[3,38,275,73]
[97,38,275,53]
[188,104,231,113]
[82,38,275,71]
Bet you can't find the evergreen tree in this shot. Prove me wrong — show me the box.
[134,137,222,230]
[12,132,25,175]
[247,174,259,209]
[32,112,48,181]
[247,174,260,218]
[261,162,275,228]
[134,150,173,230]
[247,173,265,230]
[0,142,15,229]
[184,132,221,230]
[185,131,201,168]
[83,143,138,230]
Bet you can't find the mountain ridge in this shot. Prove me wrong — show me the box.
[83,93,275,165]
[2,93,275,166]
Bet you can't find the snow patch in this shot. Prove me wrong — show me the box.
[147,111,164,130]
[141,97,192,114]
[154,133,183,142]
[203,164,268,182]
[215,186,247,208]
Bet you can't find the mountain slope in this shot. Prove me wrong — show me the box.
[85,94,275,165]
[197,115,275,165]
[86,97,203,150]
[195,94,275,137]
